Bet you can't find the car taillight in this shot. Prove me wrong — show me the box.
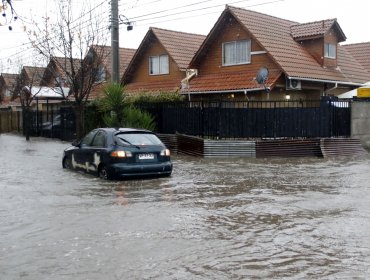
[111,151,132,158]
[160,149,170,156]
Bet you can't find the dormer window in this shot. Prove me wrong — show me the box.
[324,43,336,59]
[149,55,169,75]
[55,76,65,87]
[222,39,251,66]
[94,67,106,82]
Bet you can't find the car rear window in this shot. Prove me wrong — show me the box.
[115,133,162,146]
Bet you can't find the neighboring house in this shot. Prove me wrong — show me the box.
[87,45,136,99]
[13,66,46,109]
[0,73,18,108]
[21,66,46,85]
[121,27,206,94]
[41,56,81,88]
[182,5,370,101]
[0,66,46,111]
[343,42,370,75]
[35,56,81,109]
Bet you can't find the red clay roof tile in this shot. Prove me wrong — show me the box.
[227,6,369,84]
[185,69,282,93]
[124,79,180,93]
[122,28,206,85]
[291,19,341,40]
[23,66,46,85]
[1,73,18,87]
[343,42,370,75]
[91,45,136,77]
[151,27,206,70]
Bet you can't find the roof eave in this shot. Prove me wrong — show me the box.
[189,7,231,68]
[180,87,268,95]
[330,21,347,43]
[121,29,154,84]
[151,28,181,69]
[287,76,363,87]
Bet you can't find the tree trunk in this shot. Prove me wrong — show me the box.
[23,107,31,141]
[74,103,85,139]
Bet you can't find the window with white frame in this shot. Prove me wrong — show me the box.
[324,43,336,59]
[223,40,251,66]
[149,55,169,75]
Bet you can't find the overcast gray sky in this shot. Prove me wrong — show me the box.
[1,0,369,73]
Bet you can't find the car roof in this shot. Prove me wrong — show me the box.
[98,127,152,134]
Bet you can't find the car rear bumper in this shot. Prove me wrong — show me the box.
[109,161,173,178]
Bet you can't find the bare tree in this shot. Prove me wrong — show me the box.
[13,66,45,141]
[1,0,17,30]
[27,0,109,138]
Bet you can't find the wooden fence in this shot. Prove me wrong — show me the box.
[0,111,22,133]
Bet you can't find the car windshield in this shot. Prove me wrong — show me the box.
[115,132,162,146]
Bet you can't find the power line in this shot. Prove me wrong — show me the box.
[126,0,217,19]
[0,0,111,67]
[130,0,252,22]
[1,0,286,72]
[135,0,284,26]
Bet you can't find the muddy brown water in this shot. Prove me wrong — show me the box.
[1,133,370,279]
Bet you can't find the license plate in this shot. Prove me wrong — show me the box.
[138,153,155,160]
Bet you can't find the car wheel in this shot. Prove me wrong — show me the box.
[99,165,111,180]
[62,156,72,169]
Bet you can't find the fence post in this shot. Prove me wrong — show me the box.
[201,100,204,138]
[274,101,277,138]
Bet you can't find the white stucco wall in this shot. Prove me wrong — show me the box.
[352,101,370,149]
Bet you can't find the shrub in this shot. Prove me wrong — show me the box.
[122,106,156,131]
[127,91,186,105]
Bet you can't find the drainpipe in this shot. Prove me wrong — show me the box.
[181,69,198,88]
[181,69,198,102]
[324,82,338,96]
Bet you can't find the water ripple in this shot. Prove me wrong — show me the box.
[1,134,370,279]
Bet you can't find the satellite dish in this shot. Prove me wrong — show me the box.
[256,67,269,85]
[255,67,270,93]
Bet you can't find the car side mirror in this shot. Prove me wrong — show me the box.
[72,139,81,147]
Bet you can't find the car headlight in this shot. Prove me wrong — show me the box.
[160,149,170,156]
[111,151,132,158]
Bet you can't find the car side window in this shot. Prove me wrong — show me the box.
[81,130,97,146]
[91,131,106,147]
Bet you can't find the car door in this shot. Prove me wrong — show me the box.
[73,129,97,170]
[88,130,108,172]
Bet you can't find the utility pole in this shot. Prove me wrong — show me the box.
[111,0,120,83]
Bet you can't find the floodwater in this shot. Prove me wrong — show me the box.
[1,134,370,280]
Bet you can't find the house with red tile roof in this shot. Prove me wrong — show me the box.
[41,56,82,88]
[0,73,18,106]
[183,5,370,101]
[21,66,46,87]
[0,66,47,110]
[36,46,136,103]
[343,42,370,75]
[87,45,136,99]
[121,27,206,94]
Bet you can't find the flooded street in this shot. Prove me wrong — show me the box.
[1,133,370,279]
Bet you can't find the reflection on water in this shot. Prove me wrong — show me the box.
[1,134,370,279]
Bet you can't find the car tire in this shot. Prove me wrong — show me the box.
[99,165,112,180]
[62,157,72,169]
